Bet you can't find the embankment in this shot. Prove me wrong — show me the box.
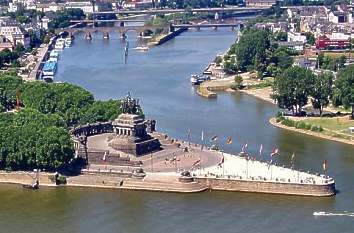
[196,176,335,197]
[269,118,354,146]
[149,27,188,46]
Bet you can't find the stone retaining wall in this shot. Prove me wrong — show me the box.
[196,177,335,197]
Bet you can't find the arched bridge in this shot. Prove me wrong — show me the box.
[55,25,170,39]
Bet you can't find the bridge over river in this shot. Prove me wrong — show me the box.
[56,22,243,39]
[90,6,270,15]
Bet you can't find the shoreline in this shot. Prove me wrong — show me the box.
[269,118,354,146]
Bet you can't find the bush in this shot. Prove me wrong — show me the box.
[295,121,306,129]
[305,123,312,130]
[311,125,319,132]
[281,118,295,127]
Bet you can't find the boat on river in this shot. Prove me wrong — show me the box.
[313,211,354,217]
[42,60,57,76]
[190,74,210,85]
[133,46,149,52]
[65,38,72,47]
[55,38,65,50]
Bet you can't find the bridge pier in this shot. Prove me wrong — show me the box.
[120,21,125,27]
[103,31,109,39]
[85,32,92,40]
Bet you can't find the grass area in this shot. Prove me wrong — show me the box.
[247,79,273,89]
[301,117,354,135]
[323,51,354,58]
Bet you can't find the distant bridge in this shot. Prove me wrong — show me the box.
[173,22,243,30]
[55,25,170,39]
[90,6,270,15]
[69,19,147,24]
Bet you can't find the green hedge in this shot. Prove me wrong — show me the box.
[276,114,324,133]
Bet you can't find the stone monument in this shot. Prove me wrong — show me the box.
[108,93,160,156]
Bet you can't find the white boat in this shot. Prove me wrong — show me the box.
[55,38,65,50]
[49,50,59,60]
[133,46,149,51]
[313,211,354,217]
[55,42,64,50]
[65,38,72,47]
[190,74,210,85]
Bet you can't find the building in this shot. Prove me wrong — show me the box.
[0,17,30,48]
[294,57,317,70]
[328,11,347,24]
[315,36,350,50]
[65,1,94,14]
[245,0,277,7]
[287,31,307,43]
[276,41,304,52]
[0,35,14,51]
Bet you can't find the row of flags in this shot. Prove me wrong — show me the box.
[189,129,329,173]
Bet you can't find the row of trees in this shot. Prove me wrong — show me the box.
[0,74,128,170]
[224,29,294,78]
[272,65,354,118]
[48,9,85,30]
[0,74,123,126]
[0,45,25,68]
[0,109,73,170]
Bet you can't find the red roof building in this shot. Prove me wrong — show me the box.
[315,36,350,50]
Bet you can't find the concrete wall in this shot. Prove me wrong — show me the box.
[196,177,335,197]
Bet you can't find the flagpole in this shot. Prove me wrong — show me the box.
[222,150,225,177]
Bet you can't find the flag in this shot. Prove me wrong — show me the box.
[192,158,201,167]
[290,153,295,168]
[259,144,263,156]
[323,160,328,173]
[201,131,204,141]
[210,135,218,142]
[217,155,224,167]
[226,137,232,144]
[241,143,248,153]
[270,148,279,157]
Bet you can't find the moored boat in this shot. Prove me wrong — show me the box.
[42,60,57,76]
[133,46,149,51]
[65,38,72,47]
[190,74,211,85]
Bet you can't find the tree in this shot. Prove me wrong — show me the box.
[311,72,333,115]
[304,32,315,45]
[234,29,270,73]
[332,65,354,119]
[273,66,315,115]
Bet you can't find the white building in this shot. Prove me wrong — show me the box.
[65,1,94,14]
[287,31,307,43]
[0,18,30,48]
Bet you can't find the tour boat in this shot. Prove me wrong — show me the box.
[190,74,211,85]
[65,38,72,47]
[49,50,59,60]
[42,60,57,76]
[133,46,149,52]
[55,38,65,50]
[313,211,354,217]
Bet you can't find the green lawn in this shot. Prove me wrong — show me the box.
[301,117,354,135]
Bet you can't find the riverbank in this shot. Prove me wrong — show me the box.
[269,117,354,146]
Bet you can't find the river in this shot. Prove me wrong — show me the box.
[1,29,353,233]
